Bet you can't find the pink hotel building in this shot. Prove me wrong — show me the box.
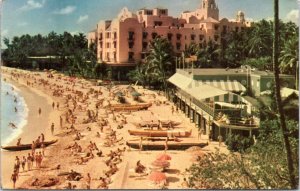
[87,0,252,66]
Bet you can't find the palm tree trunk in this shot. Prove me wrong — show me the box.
[273,0,297,188]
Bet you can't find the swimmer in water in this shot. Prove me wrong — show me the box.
[9,122,17,129]
[14,107,18,113]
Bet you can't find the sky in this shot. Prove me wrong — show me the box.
[1,0,299,47]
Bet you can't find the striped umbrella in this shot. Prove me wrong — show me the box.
[149,171,167,183]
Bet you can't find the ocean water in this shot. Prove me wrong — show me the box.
[1,80,29,146]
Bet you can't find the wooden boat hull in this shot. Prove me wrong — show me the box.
[110,103,152,111]
[1,140,58,151]
[128,129,192,137]
[126,140,208,150]
[133,121,181,128]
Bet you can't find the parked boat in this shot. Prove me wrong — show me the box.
[110,103,152,111]
[133,120,181,128]
[1,139,58,151]
[126,140,207,150]
[128,129,192,137]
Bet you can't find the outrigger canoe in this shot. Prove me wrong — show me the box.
[1,139,58,151]
[110,103,152,111]
[133,121,181,128]
[128,129,192,137]
[126,140,208,150]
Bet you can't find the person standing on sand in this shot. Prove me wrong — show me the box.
[41,142,45,156]
[21,156,26,172]
[11,171,18,189]
[60,116,63,128]
[86,173,91,189]
[139,137,143,152]
[51,123,55,135]
[52,102,55,109]
[164,138,169,153]
[31,141,36,155]
[27,153,32,171]
[38,107,42,116]
[41,133,45,143]
[57,102,59,110]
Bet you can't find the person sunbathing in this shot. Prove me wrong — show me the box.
[135,160,146,174]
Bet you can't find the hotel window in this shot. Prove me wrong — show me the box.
[167,33,173,41]
[214,25,219,31]
[106,43,110,48]
[128,31,134,40]
[142,42,148,49]
[161,10,166,15]
[113,52,116,59]
[142,32,148,39]
[128,52,134,61]
[106,32,110,38]
[146,10,153,15]
[100,42,103,48]
[154,21,162,26]
[129,42,134,48]
[176,34,181,40]
[99,51,103,59]
[199,43,203,48]
[113,32,117,39]
[176,42,181,50]
[113,42,117,48]
[99,33,103,40]
[199,35,204,41]
[214,35,219,41]
[152,32,158,39]
[106,52,110,60]
[191,34,196,41]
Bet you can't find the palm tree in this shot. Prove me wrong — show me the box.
[146,37,174,92]
[273,0,297,188]
[197,40,220,68]
[247,20,273,57]
[279,36,299,89]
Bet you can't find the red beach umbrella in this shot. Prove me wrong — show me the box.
[151,160,170,168]
[149,171,167,183]
[156,153,172,161]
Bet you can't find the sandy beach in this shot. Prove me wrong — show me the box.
[1,66,228,189]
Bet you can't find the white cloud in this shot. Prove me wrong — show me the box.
[19,0,45,11]
[2,29,8,37]
[286,9,299,24]
[54,6,76,15]
[17,22,28,27]
[77,15,89,23]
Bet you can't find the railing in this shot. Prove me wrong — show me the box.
[178,89,215,117]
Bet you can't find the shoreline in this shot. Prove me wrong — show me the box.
[1,73,60,189]
[1,80,29,146]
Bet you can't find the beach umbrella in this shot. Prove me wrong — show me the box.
[156,153,172,161]
[131,91,141,97]
[151,160,170,168]
[148,171,167,183]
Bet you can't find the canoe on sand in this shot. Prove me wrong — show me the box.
[1,140,58,151]
[128,129,192,137]
[126,140,208,150]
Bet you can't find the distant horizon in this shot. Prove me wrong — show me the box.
[1,0,299,48]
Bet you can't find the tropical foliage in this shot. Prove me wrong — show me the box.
[2,32,106,79]
[187,120,299,189]
[128,37,175,91]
